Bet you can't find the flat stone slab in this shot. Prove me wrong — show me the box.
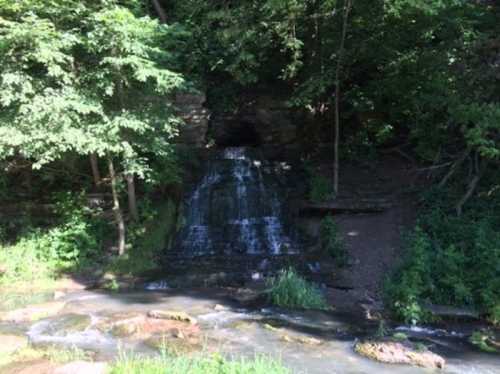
[1,302,66,323]
[0,334,28,354]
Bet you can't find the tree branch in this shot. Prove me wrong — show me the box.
[455,155,487,216]
[438,147,471,188]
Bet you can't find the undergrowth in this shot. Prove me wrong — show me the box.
[0,192,180,286]
[305,165,333,203]
[266,268,328,310]
[320,216,347,267]
[106,199,178,276]
[0,194,107,286]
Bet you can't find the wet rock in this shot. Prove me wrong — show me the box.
[39,314,93,337]
[99,312,201,344]
[354,341,445,369]
[263,322,323,346]
[53,291,66,300]
[54,361,107,374]
[95,312,141,334]
[0,302,66,323]
[0,334,28,354]
[144,280,169,291]
[213,304,228,312]
[109,316,145,337]
[144,333,203,355]
[281,334,322,346]
[148,310,197,325]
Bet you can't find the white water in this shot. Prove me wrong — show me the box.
[178,147,294,256]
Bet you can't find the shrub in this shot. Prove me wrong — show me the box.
[266,268,328,310]
[385,206,500,324]
[320,216,347,267]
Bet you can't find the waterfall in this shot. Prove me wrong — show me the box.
[176,147,295,257]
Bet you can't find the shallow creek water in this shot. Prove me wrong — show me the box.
[1,289,499,374]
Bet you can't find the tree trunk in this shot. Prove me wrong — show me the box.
[126,174,139,221]
[333,0,353,196]
[108,157,126,255]
[151,0,167,23]
[90,154,101,187]
[334,82,340,196]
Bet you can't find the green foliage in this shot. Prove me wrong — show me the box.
[451,102,500,160]
[386,194,500,324]
[470,330,499,353]
[320,216,347,267]
[109,352,290,374]
[488,304,500,326]
[0,195,106,285]
[266,268,328,310]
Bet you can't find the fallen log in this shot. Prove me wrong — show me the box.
[299,198,392,215]
[423,303,480,320]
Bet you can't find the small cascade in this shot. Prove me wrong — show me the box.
[176,147,295,257]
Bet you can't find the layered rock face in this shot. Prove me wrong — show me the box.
[174,93,210,147]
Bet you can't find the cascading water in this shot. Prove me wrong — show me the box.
[176,147,295,257]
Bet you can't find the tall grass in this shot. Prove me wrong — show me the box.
[266,268,328,310]
[109,352,290,374]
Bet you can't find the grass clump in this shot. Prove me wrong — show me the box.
[266,268,328,310]
[109,352,290,374]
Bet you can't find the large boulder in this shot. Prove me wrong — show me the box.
[355,340,445,369]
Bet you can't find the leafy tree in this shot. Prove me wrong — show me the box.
[82,6,185,253]
[0,1,185,255]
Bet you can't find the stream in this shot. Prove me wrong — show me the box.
[1,288,499,373]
